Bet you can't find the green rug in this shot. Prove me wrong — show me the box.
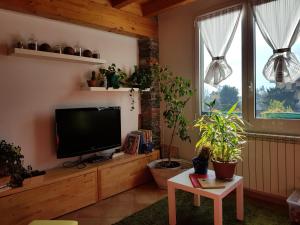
[114,191,290,225]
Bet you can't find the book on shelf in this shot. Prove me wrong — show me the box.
[131,129,153,154]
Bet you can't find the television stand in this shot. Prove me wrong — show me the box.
[84,155,110,163]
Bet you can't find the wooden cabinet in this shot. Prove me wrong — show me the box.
[0,150,159,225]
[0,172,98,225]
[99,153,155,199]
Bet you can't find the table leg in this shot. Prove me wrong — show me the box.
[193,194,201,207]
[214,198,223,225]
[236,181,244,221]
[168,182,176,225]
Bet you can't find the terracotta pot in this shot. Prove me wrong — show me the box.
[87,80,97,87]
[212,160,237,180]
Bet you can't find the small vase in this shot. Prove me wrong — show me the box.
[192,156,208,175]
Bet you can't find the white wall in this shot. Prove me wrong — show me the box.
[0,9,139,170]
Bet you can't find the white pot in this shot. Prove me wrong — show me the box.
[148,158,192,189]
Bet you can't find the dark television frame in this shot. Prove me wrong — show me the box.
[55,106,121,159]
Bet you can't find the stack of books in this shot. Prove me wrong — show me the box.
[122,129,153,155]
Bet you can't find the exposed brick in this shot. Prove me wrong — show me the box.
[138,38,160,150]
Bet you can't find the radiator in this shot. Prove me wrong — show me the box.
[236,133,300,197]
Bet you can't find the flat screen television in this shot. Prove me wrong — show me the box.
[55,106,121,158]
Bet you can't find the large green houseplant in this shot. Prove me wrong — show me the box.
[147,65,194,189]
[194,100,246,180]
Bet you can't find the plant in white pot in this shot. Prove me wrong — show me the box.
[147,65,194,189]
[194,100,246,180]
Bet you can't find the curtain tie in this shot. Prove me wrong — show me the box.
[273,48,291,54]
[212,56,225,60]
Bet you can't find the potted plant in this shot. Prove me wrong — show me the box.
[126,65,154,111]
[147,65,194,189]
[0,139,26,187]
[194,100,246,180]
[99,63,127,89]
[192,146,211,175]
[0,139,46,188]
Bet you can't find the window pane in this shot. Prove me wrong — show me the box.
[255,24,300,119]
[200,20,242,114]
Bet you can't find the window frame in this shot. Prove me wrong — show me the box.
[196,2,300,136]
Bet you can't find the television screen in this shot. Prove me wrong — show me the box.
[55,107,121,158]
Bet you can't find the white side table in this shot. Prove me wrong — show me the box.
[167,169,244,225]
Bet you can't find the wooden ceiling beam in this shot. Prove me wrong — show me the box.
[0,0,158,39]
[111,0,139,9]
[142,0,196,17]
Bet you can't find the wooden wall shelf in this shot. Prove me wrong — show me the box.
[84,87,150,92]
[85,87,138,92]
[11,48,106,65]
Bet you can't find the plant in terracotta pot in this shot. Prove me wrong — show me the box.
[192,146,211,175]
[194,100,246,180]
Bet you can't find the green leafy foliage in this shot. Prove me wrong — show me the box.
[126,66,153,90]
[0,140,26,187]
[99,63,127,89]
[194,101,246,162]
[156,65,194,162]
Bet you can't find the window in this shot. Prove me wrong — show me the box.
[200,18,242,115]
[255,24,300,119]
[197,2,300,135]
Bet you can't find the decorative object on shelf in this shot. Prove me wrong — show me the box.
[39,43,52,52]
[92,50,100,59]
[99,63,127,89]
[15,41,24,49]
[192,146,210,175]
[147,64,194,189]
[87,71,97,87]
[12,48,106,65]
[74,45,82,56]
[97,71,105,87]
[28,38,38,50]
[126,65,154,111]
[63,46,75,55]
[194,100,246,180]
[83,49,92,58]
[122,133,140,155]
[53,45,62,54]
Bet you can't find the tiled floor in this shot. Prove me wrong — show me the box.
[57,182,167,225]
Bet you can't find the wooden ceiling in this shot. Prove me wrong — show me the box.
[0,0,197,39]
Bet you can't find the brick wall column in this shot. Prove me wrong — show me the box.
[138,38,160,149]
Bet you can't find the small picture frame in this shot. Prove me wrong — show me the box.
[122,134,140,155]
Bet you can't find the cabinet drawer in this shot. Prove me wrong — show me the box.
[99,157,152,199]
[0,172,97,225]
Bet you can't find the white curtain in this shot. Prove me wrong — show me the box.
[253,0,300,83]
[197,6,242,86]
